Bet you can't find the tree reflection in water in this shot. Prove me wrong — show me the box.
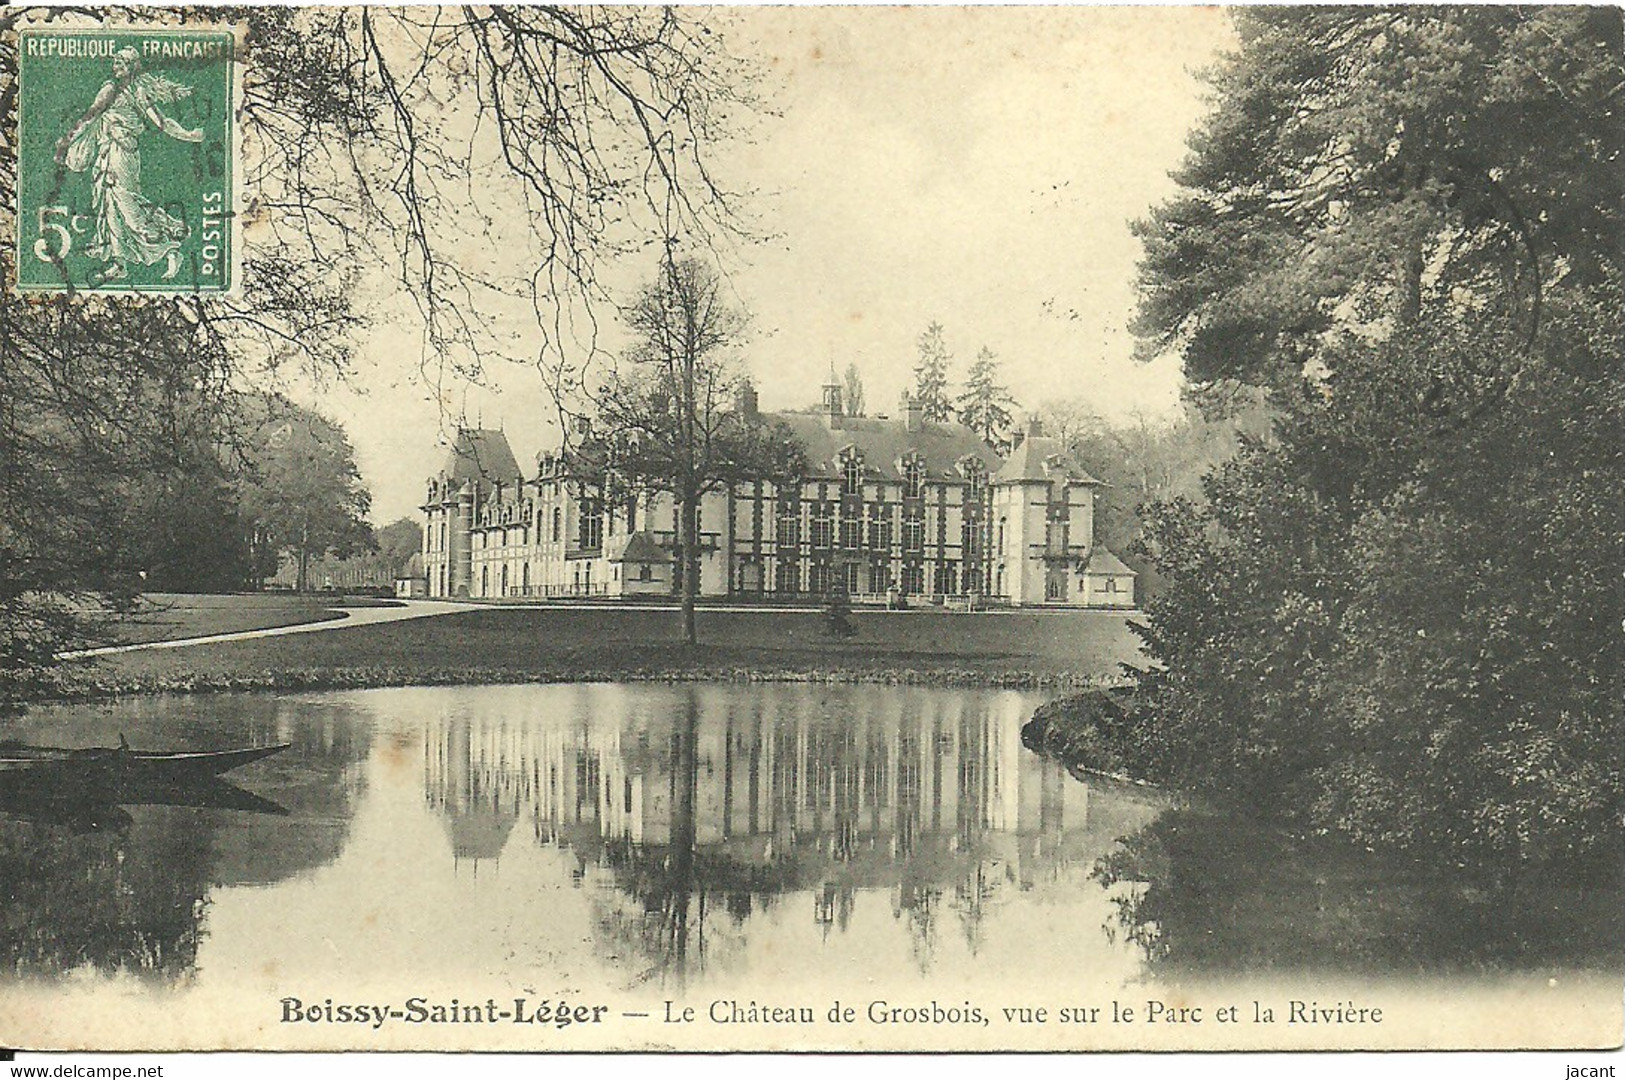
[0,699,374,981]
[0,808,211,981]
[1092,809,1625,976]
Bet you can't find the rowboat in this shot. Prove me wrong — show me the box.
[0,741,290,791]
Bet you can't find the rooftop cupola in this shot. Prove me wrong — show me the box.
[821,362,844,428]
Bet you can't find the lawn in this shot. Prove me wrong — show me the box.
[105,593,399,645]
[68,603,1149,697]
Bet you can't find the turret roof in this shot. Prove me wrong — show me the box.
[439,429,521,487]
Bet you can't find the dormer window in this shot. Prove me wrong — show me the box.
[958,455,986,501]
[840,450,864,496]
[902,457,925,499]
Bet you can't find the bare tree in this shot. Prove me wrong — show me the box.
[0,6,760,699]
[594,256,802,644]
[239,6,762,408]
[1038,397,1108,454]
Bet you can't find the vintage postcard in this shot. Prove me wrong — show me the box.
[0,2,1619,1061]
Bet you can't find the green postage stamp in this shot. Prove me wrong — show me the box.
[16,26,237,293]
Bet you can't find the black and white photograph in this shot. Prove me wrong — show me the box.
[1,2,1620,1064]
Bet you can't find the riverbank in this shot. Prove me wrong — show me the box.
[30,604,1146,703]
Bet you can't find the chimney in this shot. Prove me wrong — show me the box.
[902,390,923,433]
[1027,414,1044,440]
[737,380,760,422]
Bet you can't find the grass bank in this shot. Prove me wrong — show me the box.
[105,592,400,645]
[41,604,1146,701]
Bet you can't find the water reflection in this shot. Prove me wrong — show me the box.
[6,684,1613,996]
[1092,809,1625,977]
[0,696,373,981]
[420,684,1162,985]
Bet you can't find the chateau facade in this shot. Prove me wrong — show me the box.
[421,379,1135,608]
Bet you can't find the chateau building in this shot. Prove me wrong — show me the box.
[421,377,1135,607]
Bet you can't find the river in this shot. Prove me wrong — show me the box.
[1,683,1617,1050]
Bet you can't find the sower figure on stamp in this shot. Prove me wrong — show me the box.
[55,46,202,281]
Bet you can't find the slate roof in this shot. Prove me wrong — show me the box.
[994,433,1103,485]
[439,428,521,487]
[604,531,672,564]
[1082,547,1137,576]
[771,412,1001,482]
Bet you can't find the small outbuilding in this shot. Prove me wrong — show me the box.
[1080,548,1137,609]
[605,531,674,597]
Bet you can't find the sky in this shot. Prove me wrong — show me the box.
[301,7,1236,526]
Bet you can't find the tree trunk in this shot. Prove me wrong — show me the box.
[296,519,311,593]
[681,492,699,645]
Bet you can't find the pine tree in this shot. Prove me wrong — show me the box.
[956,347,1017,451]
[912,322,954,423]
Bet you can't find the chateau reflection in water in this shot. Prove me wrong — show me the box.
[423,684,1161,978]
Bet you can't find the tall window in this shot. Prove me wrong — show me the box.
[965,465,985,502]
[867,504,887,549]
[777,500,800,546]
[901,564,925,594]
[811,502,833,548]
[903,515,924,552]
[840,514,862,550]
[808,561,831,595]
[578,499,603,550]
[777,560,800,594]
[869,561,889,594]
[551,506,561,543]
[1047,500,1068,553]
[963,564,982,595]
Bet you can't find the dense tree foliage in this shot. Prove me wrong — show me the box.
[842,363,867,418]
[1126,8,1623,870]
[237,400,374,594]
[1039,395,1271,598]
